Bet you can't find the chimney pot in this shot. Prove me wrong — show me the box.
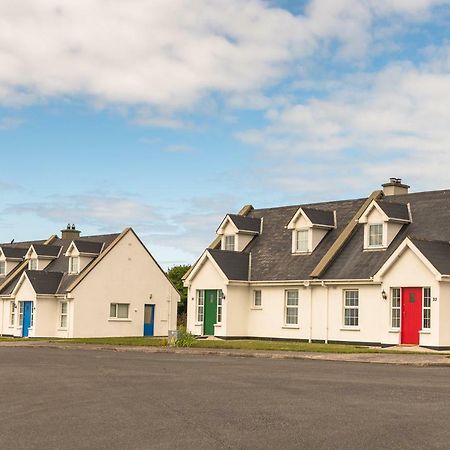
[61,224,81,240]
[382,178,410,196]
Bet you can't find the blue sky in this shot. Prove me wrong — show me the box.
[1,0,450,266]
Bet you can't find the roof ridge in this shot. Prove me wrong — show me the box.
[251,196,368,213]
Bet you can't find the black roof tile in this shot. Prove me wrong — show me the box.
[227,215,261,233]
[208,249,249,281]
[301,207,335,227]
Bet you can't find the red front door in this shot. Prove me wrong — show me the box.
[401,288,422,345]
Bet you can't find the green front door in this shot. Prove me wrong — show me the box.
[203,290,218,336]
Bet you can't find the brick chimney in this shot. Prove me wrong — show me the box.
[61,224,81,240]
[382,178,410,196]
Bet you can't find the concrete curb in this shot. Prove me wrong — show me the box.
[1,341,450,367]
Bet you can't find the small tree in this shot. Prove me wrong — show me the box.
[167,264,191,319]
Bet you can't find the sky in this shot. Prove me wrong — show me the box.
[1,0,450,267]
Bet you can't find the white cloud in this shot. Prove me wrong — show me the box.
[238,48,450,195]
[1,0,448,112]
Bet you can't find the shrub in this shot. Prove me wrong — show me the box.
[175,326,196,347]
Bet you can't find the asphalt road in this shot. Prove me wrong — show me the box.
[1,348,450,449]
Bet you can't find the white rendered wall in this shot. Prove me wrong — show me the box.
[186,256,227,336]
[70,230,179,338]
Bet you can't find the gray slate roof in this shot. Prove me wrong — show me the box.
[26,270,64,295]
[376,201,410,221]
[73,240,104,254]
[207,189,450,282]
[321,190,450,279]
[207,249,249,281]
[411,239,450,275]
[245,198,365,281]
[0,246,29,259]
[301,207,335,227]
[227,215,261,233]
[0,233,120,295]
[31,244,62,257]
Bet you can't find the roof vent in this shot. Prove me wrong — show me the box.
[61,224,81,240]
[382,178,410,196]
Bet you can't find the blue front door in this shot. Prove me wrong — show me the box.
[144,304,155,336]
[22,301,32,337]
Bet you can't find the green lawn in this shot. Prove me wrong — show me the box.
[1,336,445,355]
[45,337,383,353]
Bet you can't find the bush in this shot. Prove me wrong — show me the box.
[175,326,196,347]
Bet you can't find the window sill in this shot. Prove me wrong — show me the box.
[251,307,263,310]
[108,318,131,322]
[340,327,360,331]
[292,252,311,256]
[389,329,400,333]
[282,325,299,329]
[419,330,431,334]
[363,247,386,252]
[194,322,203,326]
[214,324,222,328]
[57,328,68,331]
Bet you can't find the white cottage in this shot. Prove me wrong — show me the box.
[185,179,450,349]
[0,226,179,338]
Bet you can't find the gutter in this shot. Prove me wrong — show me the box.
[227,278,379,287]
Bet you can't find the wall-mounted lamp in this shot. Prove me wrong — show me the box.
[219,290,226,301]
[382,290,388,301]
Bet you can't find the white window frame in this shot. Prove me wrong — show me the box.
[196,290,204,323]
[0,260,6,276]
[423,287,431,330]
[18,301,24,328]
[109,303,130,320]
[252,290,262,309]
[284,290,299,326]
[59,301,68,329]
[368,223,384,248]
[29,258,38,270]
[223,235,236,251]
[69,256,80,274]
[295,229,310,253]
[390,288,401,329]
[343,290,359,328]
[217,292,223,324]
[30,302,34,328]
[9,301,15,327]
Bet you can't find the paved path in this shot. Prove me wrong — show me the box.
[1,347,450,449]
[1,340,450,366]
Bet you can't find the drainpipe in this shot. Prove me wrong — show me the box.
[322,281,330,344]
[308,283,313,344]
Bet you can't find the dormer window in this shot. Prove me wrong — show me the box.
[368,224,383,248]
[29,259,38,270]
[217,214,261,252]
[287,207,336,255]
[224,235,236,251]
[359,200,411,251]
[296,230,309,253]
[69,256,80,274]
[0,260,6,276]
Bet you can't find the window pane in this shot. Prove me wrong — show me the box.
[224,236,235,251]
[369,224,383,247]
[296,230,309,252]
[117,304,129,319]
[254,290,262,306]
[60,314,67,328]
[286,307,298,325]
[287,290,298,306]
[0,261,6,275]
[61,302,68,314]
[110,303,117,318]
